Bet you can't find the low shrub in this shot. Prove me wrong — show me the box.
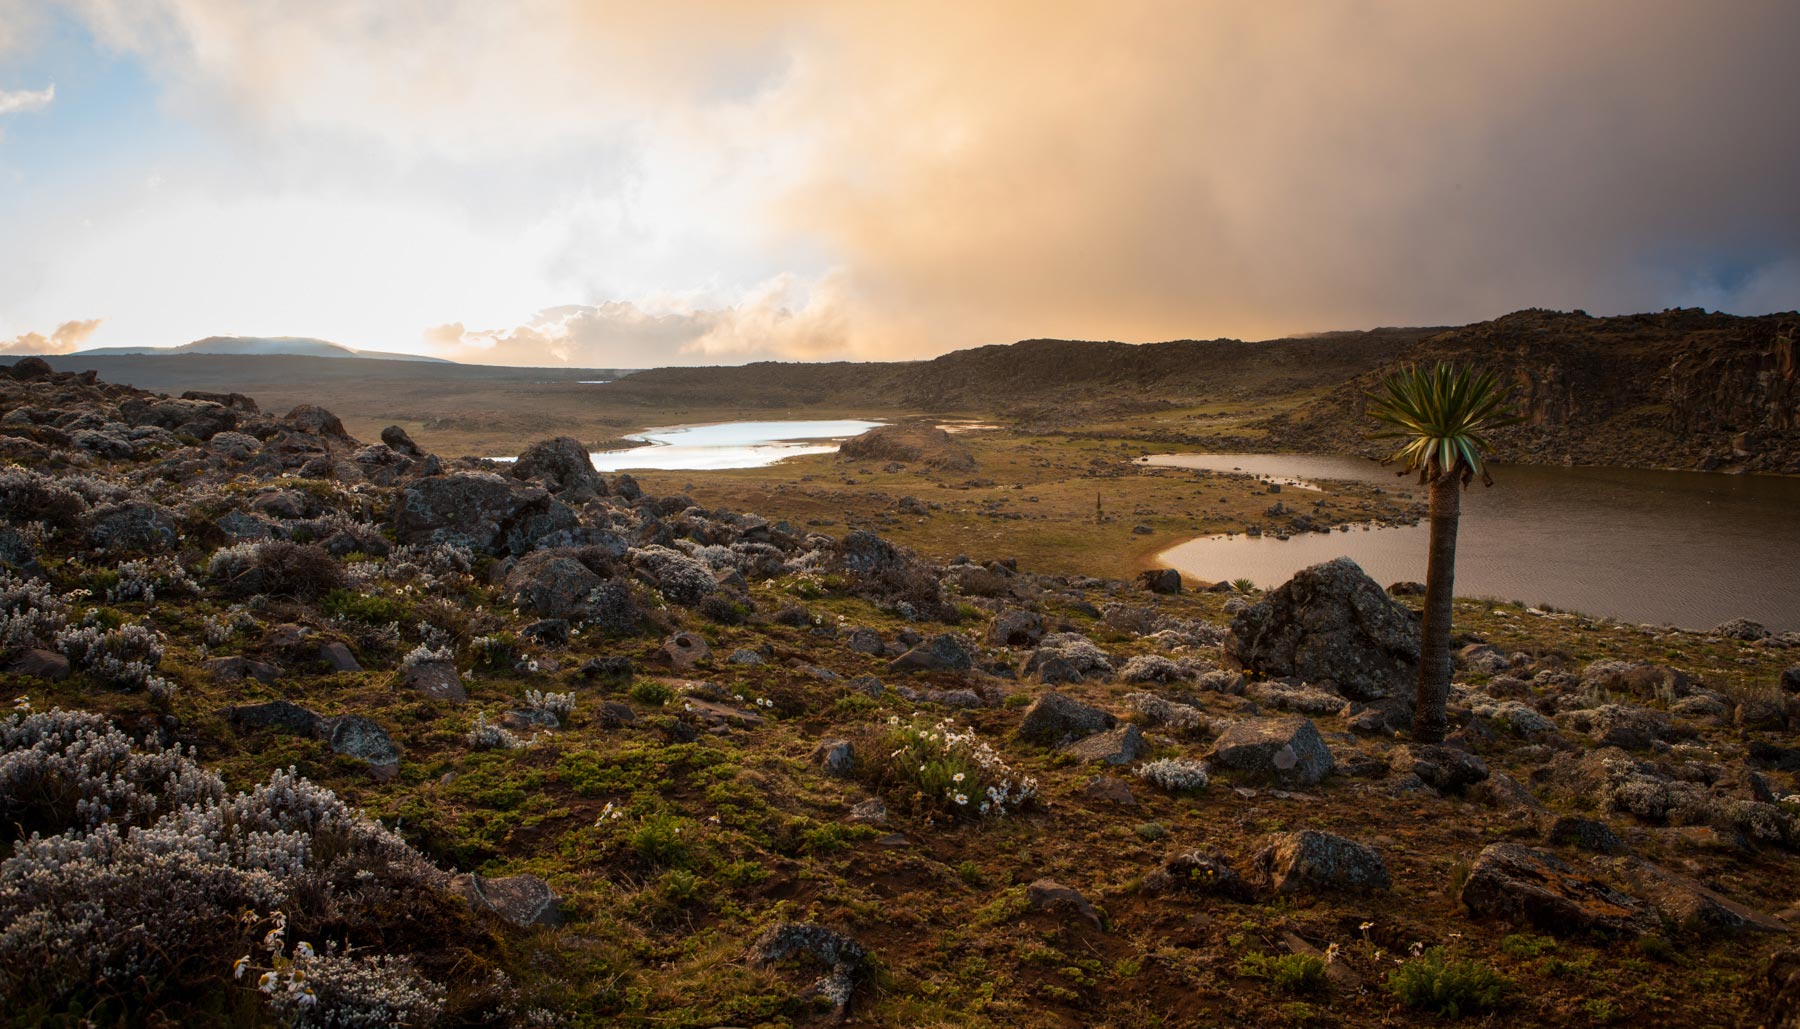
[1385,946,1511,1018]
[866,716,1038,820]
[1238,951,1327,994]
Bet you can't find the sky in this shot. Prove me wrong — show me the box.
[1,1,1798,367]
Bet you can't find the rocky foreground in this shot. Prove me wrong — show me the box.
[1,356,1798,1028]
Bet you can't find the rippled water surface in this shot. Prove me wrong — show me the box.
[585,420,886,471]
[1148,453,1800,631]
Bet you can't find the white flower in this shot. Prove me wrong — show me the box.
[953,792,968,805]
[527,660,539,672]
[296,988,318,1008]
[233,955,251,979]
[258,972,278,993]
[952,772,966,783]
[1325,942,1340,964]
[294,941,315,959]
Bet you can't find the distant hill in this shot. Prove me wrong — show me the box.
[75,335,453,363]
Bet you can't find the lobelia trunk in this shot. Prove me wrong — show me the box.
[1412,474,1461,744]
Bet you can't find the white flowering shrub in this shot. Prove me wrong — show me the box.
[1136,758,1211,793]
[524,689,575,719]
[470,633,519,669]
[629,545,717,606]
[202,604,259,647]
[0,569,72,649]
[467,712,524,751]
[1035,632,1114,676]
[401,643,454,669]
[0,709,459,1022]
[243,913,445,1029]
[106,555,200,605]
[1126,691,1207,734]
[53,621,176,700]
[207,540,266,580]
[871,716,1038,820]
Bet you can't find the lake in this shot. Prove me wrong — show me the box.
[1146,453,1800,632]
[586,419,886,471]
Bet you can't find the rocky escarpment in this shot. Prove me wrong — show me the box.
[1262,308,1800,474]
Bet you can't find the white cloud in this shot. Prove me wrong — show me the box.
[0,317,103,355]
[0,83,53,115]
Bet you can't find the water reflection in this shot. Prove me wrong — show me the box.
[586,420,886,471]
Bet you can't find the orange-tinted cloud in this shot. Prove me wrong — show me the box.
[1,318,103,355]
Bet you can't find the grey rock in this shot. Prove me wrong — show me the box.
[1136,568,1182,594]
[1080,775,1138,808]
[505,550,605,620]
[1253,830,1390,894]
[322,714,400,780]
[1222,557,1419,701]
[317,641,361,672]
[1061,725,1146,765]
[813,739,855,777]
[512,436,607,502]
[1544,816,1628,854]
[86,501,179,552]
[848,798,888,824]
[845,627,886,654]
[748,923,869,1018]
[989,608,1046,647]
[1619,860,1790,937]
[888,632,974,673]
[1208,717,1334,786]
[401,659,467,702]
[454,872,562,927]
[5,648,70,681]
[1017,691,1116,745]
[225,700,320,735]
[380,425,422,456]
[205,656,281,684]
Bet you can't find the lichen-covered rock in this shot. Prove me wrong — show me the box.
[1222,557,1419,700]
[813,739,855,777]
[511,436,607,502]
[1616,861,1790,937]
[989,608,1045,647]
[1022,632,1113,683]
[392,473,542,552]
[400,659,467,703]
[321,714,401,780]
[1459,843,1646,935]
[505,550,605,620]
[283,403,349,438]
[1208,717,1334,785]
[86,501,179,552]
[224,700,319,734]
[748,923,869,1019]
[1252,830,1390,894]
[1017,691,1115,745]
[454,872,562,927]
[659,631,710,670]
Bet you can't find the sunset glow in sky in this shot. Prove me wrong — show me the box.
[2,1,1798,366]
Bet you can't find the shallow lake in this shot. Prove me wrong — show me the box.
[586,419,886,471]
[1146,453,1800,632]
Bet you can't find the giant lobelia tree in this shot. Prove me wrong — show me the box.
[1365,364,1521,743]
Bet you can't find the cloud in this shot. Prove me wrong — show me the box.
[1,318,103,355]
[0,83,53,116]
[24,2,1800,363]
[429,274,874,366]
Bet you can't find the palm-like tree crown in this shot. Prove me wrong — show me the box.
[1366,363,1521,486]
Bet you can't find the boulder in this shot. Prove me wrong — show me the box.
[86,501,179,552]
[224,700,320,735]
[7,356,53,379]
[1060,725,1146,765]
[1136,568,1182,594]
[400,659,467,703]
[1208,717,1334,786]
[379,425,423,456]
[889,633,974,673]
[1080,775,1138,808]
[454,872,562,927]
[1618,861,1790,937]
[1782,667,1800,695]
[1222,557,1419,701]
[813,739,855,777]
[283,404,349,438]
[1543,816,1628,855]
[1388,744,1489,794]
[321,714,401,780]
[988,608,1046,647]
[505,550,605,620]
[1458,843,1646,935]
[1160,849,1254,900]
[1017,692,1116,745]
[1252,830,1390,894]
[748,923,869,1020]
[392,472,549,553]
[659,631,710,670]
[205,656,282,684]
[317,641,361,672]
[5,648,69,681]
[512,436,607,502]
[1026,878,1104,930]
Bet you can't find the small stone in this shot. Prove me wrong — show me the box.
[1026,878,1104,930]
[813,739,855,777]
[848,798,888,824]
[1079,775,1138,808]
[317,641,361,672]
[454,872,562,927]
[1388,744,1489,794]
[659,631,710,670]
[322,714,400,780]
[5,648,70,681]
[205,655,281,684]
[1543,816,1628,855]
